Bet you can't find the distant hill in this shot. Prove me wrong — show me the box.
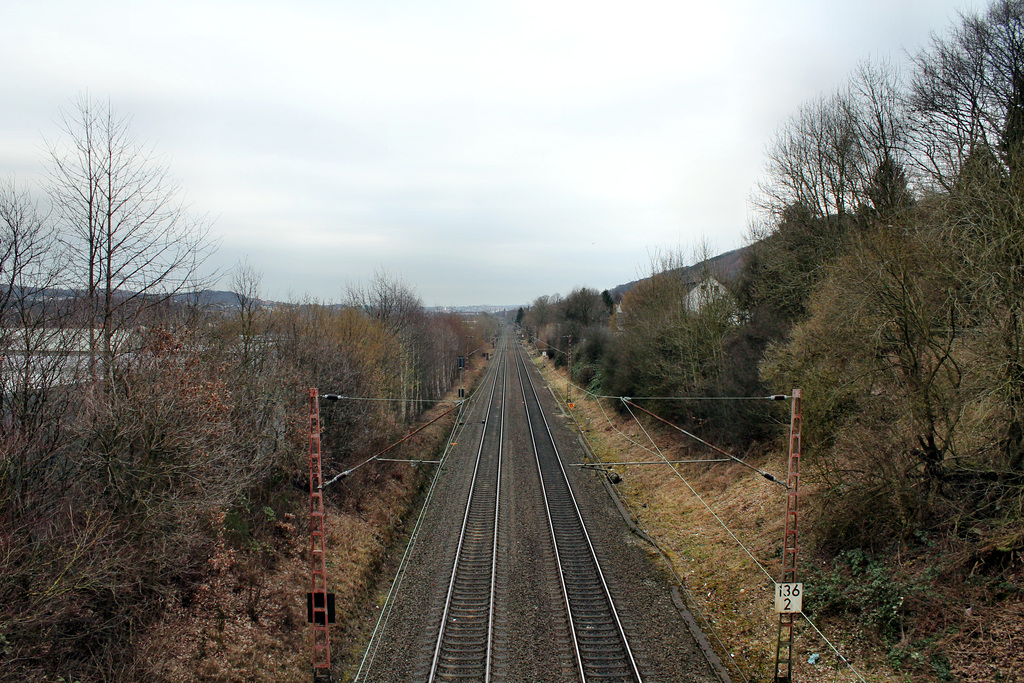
[12,288,272,312]
[608,245,749,301]
[17,288,519,314]
[427,305,518,314]
[170,290,243,308]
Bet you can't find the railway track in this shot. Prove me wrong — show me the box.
[427,336,508,681]
[425,333,641,682]
[360,328,664,682]
[512,340,641,683]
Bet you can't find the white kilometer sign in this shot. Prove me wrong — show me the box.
[775,583,803,614]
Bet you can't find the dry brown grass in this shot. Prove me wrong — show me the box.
[533,353,907,682]
[138,500,405,682]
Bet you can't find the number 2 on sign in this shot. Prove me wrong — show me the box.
[775,583,803,614]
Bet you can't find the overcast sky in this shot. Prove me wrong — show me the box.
[1,0,982,306]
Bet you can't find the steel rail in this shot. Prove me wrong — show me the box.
[485,343,505,681]
[428,334,507,682]
[513,341,642,682]
[354,340,502,682]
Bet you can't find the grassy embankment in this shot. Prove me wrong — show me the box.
[533,349,1024,683]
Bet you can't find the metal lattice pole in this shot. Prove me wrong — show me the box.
[309,388,333,682]
[774,388,802,683]
[566,334,572,404]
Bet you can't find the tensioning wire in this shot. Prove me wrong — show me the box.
[621,398,787,489]
[534,346,805,683]
[530,346,783,489]
[320,379,486,485]
[543,350,866,682]
[322,403,459,487]
[570,459,733,467]
[526,340,762,682]
[800,611,869,682]
[323,394,458,403]
[620,399,778,585]
[563,380,754,683]
[355,397,471,681]
[531,352,661,458]
[573,378,788,402]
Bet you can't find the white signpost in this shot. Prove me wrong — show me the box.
[775,583,803,614]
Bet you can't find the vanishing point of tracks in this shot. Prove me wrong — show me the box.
[427,334,640,682]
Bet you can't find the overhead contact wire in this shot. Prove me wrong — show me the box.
[619,400,778,585]
[428,341,504,682]
[322,403,459,487]
[531,344,857,682]
[355,399,470,681]
[621,398,786,488]
[516,341,642,681]
[562,382,753,683]
[531,351,779,582]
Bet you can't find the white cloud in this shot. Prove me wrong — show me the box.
[0,0,987,304]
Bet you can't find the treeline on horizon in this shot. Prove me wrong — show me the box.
[0,96,495,679]
[521,0,1024,562]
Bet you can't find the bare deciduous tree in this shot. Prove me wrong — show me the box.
[46,94,213,377]
[0,178,56,318]
[850,60,915,217]
[0,178,81,492]
[229,258,267,369]
[758,91,864,226]
[908,1,1024,187]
